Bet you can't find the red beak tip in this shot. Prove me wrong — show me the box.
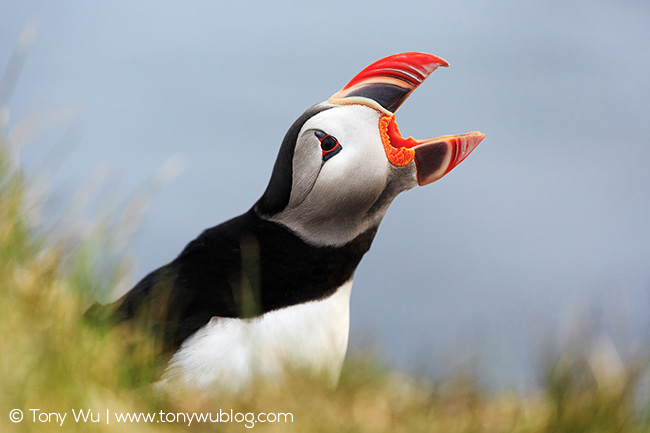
[421,55,450,73]
[472,131,486,147]
[471,131,486,145]
[458,131,485,162]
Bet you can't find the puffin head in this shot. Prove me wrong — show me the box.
[255,52,485,246]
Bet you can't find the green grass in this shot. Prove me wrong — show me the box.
[1,123,649,432]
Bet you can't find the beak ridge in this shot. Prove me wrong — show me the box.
[329,52,449,115]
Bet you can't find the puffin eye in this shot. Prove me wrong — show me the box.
[320,136,337,152]
[314,130,342,161]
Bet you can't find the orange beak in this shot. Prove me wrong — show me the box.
[329,52,485,185]
[379,114,485,185]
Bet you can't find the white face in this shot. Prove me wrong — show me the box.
[270,104,418,246]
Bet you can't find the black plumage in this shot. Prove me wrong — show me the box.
[90,209,377,355]
[87,103,355,356]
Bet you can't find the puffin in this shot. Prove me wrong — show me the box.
[90,52,485,391]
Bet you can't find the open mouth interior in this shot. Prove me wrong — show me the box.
[378,115,417,167]
[378,114,485,185]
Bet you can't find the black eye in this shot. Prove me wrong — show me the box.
[314,130,342,161]
[321,136,337,151]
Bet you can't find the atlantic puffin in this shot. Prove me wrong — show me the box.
[90,52,485,391]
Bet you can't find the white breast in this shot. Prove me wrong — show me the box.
[158,279,353,392]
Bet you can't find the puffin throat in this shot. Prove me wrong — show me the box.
[378,114,485,186]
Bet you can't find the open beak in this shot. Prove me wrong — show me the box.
[379,114,485,185]
[329,52,485,185]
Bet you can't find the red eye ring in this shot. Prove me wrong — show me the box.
[314,130,342,161]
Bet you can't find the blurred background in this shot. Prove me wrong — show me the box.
[2,0,649,391]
